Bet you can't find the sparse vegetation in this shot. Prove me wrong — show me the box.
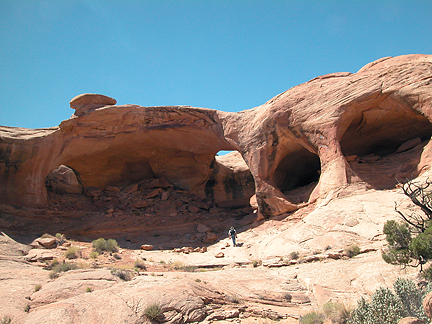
[86,287,93,293]
[299,310,324,324]
[344,244,361,258]
[282,292,292,302]
[195,278,201,283]
[300,302,350,324]
[92,238,119,253]
[349,278,432,324]
[64,246,79,259]
[143,302,163,320]
[134,259,146,270]
[1,315,13,324]
[252,260,259,267]
[382,178,432,275]
[50,261,79,278]
[89,251,99,259]
[289,251,300,260]
[56,233,66,245]
[34,284,42,292]
[111,269,132,281]
[24,304,30,313]
[226,294,241,304]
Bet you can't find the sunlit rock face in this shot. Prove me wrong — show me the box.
[1,54,432,219]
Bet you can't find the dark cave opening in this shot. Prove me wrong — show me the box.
[272,146,321,203]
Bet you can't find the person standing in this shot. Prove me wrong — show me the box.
[228,226,237,246]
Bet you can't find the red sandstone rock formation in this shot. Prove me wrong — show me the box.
[1,54,432,220]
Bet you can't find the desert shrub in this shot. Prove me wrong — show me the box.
[299,310,324,324]
[0,316,13,324]
[51,258,59,267]
[134,259,146,270]
[89,251,99,259]
[111,269,132,281]
[50,261,79,278]
[24,304,30,313]
[226,294,241,304]
[252,260,259,267]
[345,245,361,258]
[92,238,119,253]
[34,284,42,292]
[348,278,432,324]
[195,278,201,283]
[322,302,350,324]
[86,287,93,293]
[143,302,163,320]
[56,233,66,245]
[283,292,292,302]
[64,246,79,259]
[290,251,300,260]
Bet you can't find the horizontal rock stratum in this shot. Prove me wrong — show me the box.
[1,54,432,219]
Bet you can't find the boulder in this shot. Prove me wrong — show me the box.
[197,224,211,233]
[34,237,57,249]
[70,93,117,116]
[140,244,153,251]
[45,165,82,194]
[25,249,55,262]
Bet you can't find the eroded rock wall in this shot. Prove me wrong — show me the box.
[1,54,432,219]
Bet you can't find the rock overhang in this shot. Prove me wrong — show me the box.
[1,54,432,219]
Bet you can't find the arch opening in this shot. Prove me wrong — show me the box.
[272,146,321,204]
[340,103,432,189]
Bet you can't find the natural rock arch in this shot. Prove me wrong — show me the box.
[2,54,432,220]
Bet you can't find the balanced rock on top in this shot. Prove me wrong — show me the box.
[70,93,117,116]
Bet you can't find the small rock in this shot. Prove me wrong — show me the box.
[188,205,200,213]
[142,188,163,199]
[85,186,101,197]
[123,183,139,193]
[325,252,343,260]
[132,200,149,208]
[397,137,422,153]
[197,224,211,233]
[215,252,225,258]
[139,178,172,190]
[140,244,153,251]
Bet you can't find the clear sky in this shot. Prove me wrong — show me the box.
[1,0,432,128]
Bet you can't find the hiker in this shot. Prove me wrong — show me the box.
[228,226,237,246]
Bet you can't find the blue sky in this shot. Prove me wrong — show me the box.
[1,0,432,128]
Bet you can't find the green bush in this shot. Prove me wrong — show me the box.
[1,315,13,324]
[50,261,79,279]
[89,251,99,259]
[348,278,432,324]
[322,302,351,323]
[92,238,119,253]
[290,251,300,260]
[143,302,163,320]
[64,246,79,259]
[345,245,361,258]
[299,310,324,324]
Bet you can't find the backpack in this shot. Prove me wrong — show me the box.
[229,228,236,236]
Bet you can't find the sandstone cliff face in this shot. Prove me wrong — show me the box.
[1,54,432,219]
